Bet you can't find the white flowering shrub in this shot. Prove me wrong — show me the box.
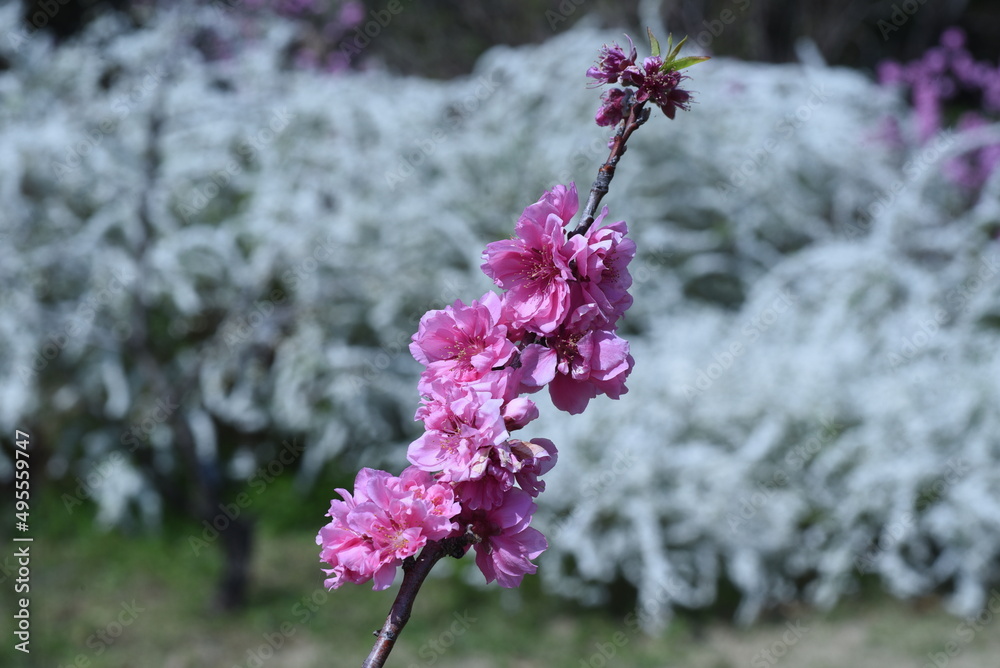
[3,2,999,622]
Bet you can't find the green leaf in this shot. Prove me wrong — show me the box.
[663,55,711,72]
[647,28,660,57]
[666,35,688,62]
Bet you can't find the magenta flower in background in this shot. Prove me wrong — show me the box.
[465,488,548,588]
[945,112,1000,190]
[337,0,365,26]
[877,27,1000,192]
[877,60,905,86]
[410,292,516,384]
[913,80,941,144]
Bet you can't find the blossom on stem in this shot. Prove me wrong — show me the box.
[595,87,629,127]
[481,184,582,335]
[317,467,460,591]
[326,172,638,593]
[509,438,558,497]
[451,437,558,510]
[464,487,547,588]
[637,68,693,120]
[570,209,636,329]
[408,381,508,482]
[586,36,637,85]
[519,327,633,415]
[410,291,516,385]
[589,31,705,125]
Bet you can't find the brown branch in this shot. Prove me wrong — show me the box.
[571,100,651,238]
[362,535,472,668]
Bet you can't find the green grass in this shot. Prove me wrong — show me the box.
[10,493,1000,668]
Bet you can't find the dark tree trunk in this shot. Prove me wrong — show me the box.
[215,515,254,610]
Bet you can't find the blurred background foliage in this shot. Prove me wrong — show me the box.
[19,0,1000,75]
[4,1,1000,667]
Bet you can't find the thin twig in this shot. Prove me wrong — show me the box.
[571,100,651,238]
[362,535,472,668]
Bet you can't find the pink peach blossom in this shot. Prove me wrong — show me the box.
[482,185,583,334]
[467,488,548,588]
[410,291,516,384]
[317,467,460,591]
[408,382,508,482]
